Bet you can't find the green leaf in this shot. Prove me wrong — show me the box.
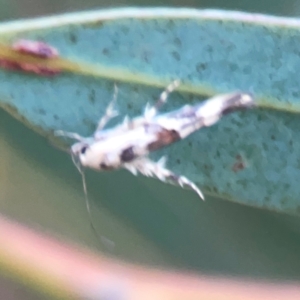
[0,8,299,215]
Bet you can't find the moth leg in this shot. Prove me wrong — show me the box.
[121,115,130,129]
[54,130,84,141]
[123,163,138,176]
[96,84,119,132]
[166,172,204,201]
[125,157,204,200]
[144,80,181,119]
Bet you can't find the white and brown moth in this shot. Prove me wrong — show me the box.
[56,81,254,201]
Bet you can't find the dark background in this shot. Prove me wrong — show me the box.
[1,0,300,21]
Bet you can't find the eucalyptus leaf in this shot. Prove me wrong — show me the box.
[0,8,299,215]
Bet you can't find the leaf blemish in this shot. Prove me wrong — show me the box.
[196,63,207,73]
[173,37,181,47]
[89,90,96,104]
[38,108,46,115]
[0,40,61,76]
[232,154,247,173]
[102,48,109,56]
[69,33,78,44]
[121,26,129,34]
[172,51,180,61]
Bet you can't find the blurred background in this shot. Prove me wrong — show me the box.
[1,1,300,299]
[3,0,300,21]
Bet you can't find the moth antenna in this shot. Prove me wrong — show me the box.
[70,153,100,242]
[78,167,102,241]
[79,168,115,249]
[80,170,90,217]
[71,152,92,218]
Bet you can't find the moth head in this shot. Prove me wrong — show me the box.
[70,140,114,171]
[70,141,91,168]
[71,142,89,155]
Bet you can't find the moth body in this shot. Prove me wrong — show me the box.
[57,81,254,199]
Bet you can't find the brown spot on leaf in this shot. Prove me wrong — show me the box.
[13,40,59,58]
[0,40,61,76]
[232,154,247,173]
[69,33,77,44]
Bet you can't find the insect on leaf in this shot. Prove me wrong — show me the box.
[0,8,299,215]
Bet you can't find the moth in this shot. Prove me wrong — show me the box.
[56,81,254,201]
